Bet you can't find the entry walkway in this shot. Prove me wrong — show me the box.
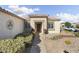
[30,33,47,53]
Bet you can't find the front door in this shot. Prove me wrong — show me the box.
[35,22,42,33]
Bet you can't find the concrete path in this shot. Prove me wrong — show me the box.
[30,33,47,53]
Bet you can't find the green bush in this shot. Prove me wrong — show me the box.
[74,32,79,37]
[0,34,33,53]
[76,24,79,28]
[64,40,72,45]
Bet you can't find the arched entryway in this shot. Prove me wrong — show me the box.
[35,22,42,33]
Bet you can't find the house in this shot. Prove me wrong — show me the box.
[0,7,25,39]
[28,14,61,34]
[72,23,77,28]
[0,7,61,39]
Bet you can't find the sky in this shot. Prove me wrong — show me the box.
[0,5,79,23]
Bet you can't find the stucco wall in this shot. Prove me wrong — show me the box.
[30,17,60,34]
[30,18,47,33]
[48,21,61,34]
[0,11,24,39]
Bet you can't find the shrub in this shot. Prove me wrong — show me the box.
[74,32,79,37]
[64,40,72,45]
[76,24,79,28]
[0,34,33,53]
[63,50,69,53]
[0,39,25,53]
[51,35,61,40]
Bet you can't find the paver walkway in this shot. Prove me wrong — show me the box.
[30,33,47,53]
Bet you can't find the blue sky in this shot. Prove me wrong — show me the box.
[0,5,79,23]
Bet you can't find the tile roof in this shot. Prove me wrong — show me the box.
[29,14,48,18]
[0,7,25,20]
[0,7,60,21]
[28,14,60,21]
[48,16,60,21]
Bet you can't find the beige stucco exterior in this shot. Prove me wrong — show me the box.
[0,7,61,39]
[0,11,24,39]
[29,15,61,34]
[30,17,47,33]
[48,21,61,34]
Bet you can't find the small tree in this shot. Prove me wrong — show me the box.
[76,24,79,28]
[64,22,72,28]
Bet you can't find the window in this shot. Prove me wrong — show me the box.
[48,23,54,29]
[26,23,30,28]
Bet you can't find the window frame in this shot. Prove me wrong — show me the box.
[48,21,55,30]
